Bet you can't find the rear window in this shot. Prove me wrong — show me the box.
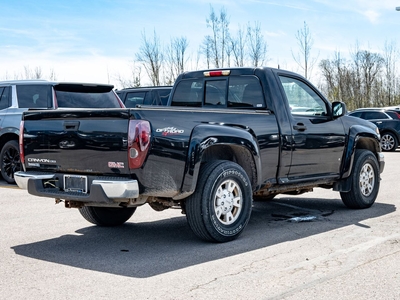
[16,85,52,108]
[171,75,265,108]
[386,111,400,119]
[56,91,121,108]
[55,88,121,108]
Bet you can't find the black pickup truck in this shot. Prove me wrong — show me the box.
[15,67,385,242]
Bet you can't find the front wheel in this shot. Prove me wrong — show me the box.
[185,160,253,242]
[79,206,136,226]
[0,140,21,184]
[340,149,380,209]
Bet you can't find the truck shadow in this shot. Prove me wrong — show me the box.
[12,197,396,278]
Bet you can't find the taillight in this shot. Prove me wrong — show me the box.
[19,120,25,165]
[128,120,151,169]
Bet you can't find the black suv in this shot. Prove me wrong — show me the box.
[348,108,400,151]
[116,86,172,107]
[0,80,123,183]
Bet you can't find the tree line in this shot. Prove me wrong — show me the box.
[128,6,400,110]
[319,42,399,110]
[5,5,400,110]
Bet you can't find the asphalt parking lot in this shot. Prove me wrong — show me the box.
[1,152,399,299]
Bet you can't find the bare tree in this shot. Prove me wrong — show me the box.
[247,22,267,67]
[319,46,385,110]
[202,5,230,68]
[48,68,57,81]
[229,24,247,67]
[165,36,189,84]
[320,51,353,104]
[383,41,398,106]
[292,21,318,79]
[136,30,163,85]
[201,36,213,69]
[351,43,384,107]
[23,66,42,79]
[115,62,142,88]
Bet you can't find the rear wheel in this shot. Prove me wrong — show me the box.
[185,160,253,242]
[340,149,380,209]
[0,140,21,184]
[380,132,398,152]
[79,206,136,226]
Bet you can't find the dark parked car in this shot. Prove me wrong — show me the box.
[348,108,400,151]
[0,80,124,184]
[116,86,172,107]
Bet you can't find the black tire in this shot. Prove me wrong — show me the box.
[185,160,253,242]
[78,206,136,226]
[380,132,398,152]
[0,140,21,184]
[340,149,380,209]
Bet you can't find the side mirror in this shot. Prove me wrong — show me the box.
[332,101,347,118]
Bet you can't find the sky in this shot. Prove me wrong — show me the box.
[1,0,400,88]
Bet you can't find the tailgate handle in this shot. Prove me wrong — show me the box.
[64,121,80,131]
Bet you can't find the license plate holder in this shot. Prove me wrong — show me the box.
[64,175,88,193]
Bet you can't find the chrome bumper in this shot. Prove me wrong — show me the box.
[14,171,139,202]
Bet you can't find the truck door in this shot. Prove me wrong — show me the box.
[278,75,346,180]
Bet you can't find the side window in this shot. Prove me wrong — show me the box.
[279,76,327,116]
[363,112,388,120]
[349,111,362,118]
[158,89,171,105]
[0,87,10,110]
[143,89,172,106]
[205,80,226,106]
[125,92,146,108]
[228,76,265,108]
[16,85,51,108]
[171,79,203,107]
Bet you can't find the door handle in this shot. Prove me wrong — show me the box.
[293,123,307,131]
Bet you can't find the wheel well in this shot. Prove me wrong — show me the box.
[355,137,381,159]
[0,133,19,152]
[200,145,257,190]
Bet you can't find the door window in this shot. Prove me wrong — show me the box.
[125,92,146,107]
[279,76,327,116]
[0,87,10,110]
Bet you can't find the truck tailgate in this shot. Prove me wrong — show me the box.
[22,109,131,175]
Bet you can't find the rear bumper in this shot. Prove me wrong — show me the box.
[14,171,139,203]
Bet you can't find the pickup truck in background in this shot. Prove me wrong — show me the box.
[15,67,385,242]
[116,86,172,107]
[0,80,124,183]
